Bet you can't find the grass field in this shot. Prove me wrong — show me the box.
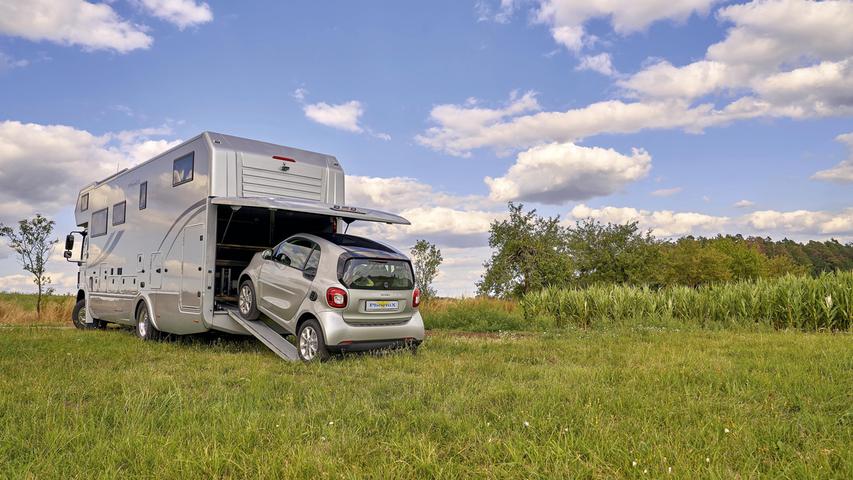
[0,325,850,478]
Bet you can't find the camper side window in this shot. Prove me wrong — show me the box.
[79,193,89,212]
[139,182,147,210]
[172,152,194,186]
[91,208,108,237]
[113,201,126,226]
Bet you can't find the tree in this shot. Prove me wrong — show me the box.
[566,218,661,286]
[410,239,443,300]
[0,214,57,317]
[478,203,574,298]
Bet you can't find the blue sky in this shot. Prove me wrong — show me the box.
[0,0,851,295]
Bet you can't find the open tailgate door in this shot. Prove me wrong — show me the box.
[210,196,410,225]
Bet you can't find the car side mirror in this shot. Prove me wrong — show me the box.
[261,249,272,260]
[65,234,74,251]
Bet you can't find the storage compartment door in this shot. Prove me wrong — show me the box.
[150,253,163,289]
[180,224,205,310]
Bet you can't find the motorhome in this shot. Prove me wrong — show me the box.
[65,132,424,361]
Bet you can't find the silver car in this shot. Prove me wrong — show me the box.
[237,233,425,361]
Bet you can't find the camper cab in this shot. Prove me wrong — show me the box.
[66,132,424,360]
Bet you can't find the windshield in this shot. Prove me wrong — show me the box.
[341,258,414,290]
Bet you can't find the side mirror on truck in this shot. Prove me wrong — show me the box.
[65,234,75,251]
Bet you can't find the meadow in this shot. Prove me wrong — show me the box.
[0,289,851,478]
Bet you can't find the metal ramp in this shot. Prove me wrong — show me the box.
[226,308,300,361]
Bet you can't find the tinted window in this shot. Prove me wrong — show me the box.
[172,152,194,186]
[342,259,414,290]
[274,238,314,269]
[91,208,108,237]
[80,193,89,212]
[113,201,126,225]
[139,181,147,210]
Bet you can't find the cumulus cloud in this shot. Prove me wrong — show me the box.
[304,101,364,133]
[570,204,730,237]
[734,199,756,208]
[570,204,853,240]
[535,0,719,52]
[812,132,853,183]
[137,0,213,29]
[301,98,391,140]
[0,121,180,221]
[576,53,616,76]
[485,142,651,204]
[0,0,153,53]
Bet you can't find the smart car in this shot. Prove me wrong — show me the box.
[237,232,425,361]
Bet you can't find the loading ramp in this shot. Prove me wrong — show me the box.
[226,308,300,361]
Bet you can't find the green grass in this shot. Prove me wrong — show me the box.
[1,327,850,478]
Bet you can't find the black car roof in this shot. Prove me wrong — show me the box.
[314,233,397,253]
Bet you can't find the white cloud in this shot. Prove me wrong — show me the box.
[651,187,682,197]
[734,199,755,208]
[744,209,853,236]
[0,121,180,222]
[0,51,29,72]
[419,1,853,157]
[137,0,213,29]
[303,100,364,133]
[576,53,615,76]
[475,0,517,24]
[536,0,719,52]
[812,132,853,184]
[485,142,651,204]
[416,93,712,156]
[0,0,153,53]
[570,204,729,237]
[570,203,853,239]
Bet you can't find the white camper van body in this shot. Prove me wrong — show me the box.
[69,132,413,347]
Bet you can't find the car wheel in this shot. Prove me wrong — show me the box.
[297,318,330,363]
[238,280,260,320]
[71,299,105,329]
[136,302,161,341]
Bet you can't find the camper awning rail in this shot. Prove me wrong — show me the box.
[210,196,410,225]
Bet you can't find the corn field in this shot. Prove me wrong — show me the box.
[520,271,853,331]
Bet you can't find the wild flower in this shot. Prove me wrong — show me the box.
[632,460,638,467]
[523,421,530,427]
[724,428,730,434]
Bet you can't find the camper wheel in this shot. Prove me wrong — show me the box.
[238,280,260,320]
[136,302,161,341]
[71,299,105,329]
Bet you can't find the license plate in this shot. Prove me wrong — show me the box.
[365,300,399,312]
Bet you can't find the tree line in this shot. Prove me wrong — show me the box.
[478,203,853,298]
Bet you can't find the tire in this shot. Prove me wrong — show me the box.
[135,302,161,341]
[238,280,260,320]
[297,318,330,363]
[71,299,105,329]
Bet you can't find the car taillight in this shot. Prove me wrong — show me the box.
[412,287,421,308]
[326,287,348,308]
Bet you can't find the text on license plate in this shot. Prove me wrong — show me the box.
[365,300,399,312]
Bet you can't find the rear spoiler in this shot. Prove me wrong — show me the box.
[210,196,410,225]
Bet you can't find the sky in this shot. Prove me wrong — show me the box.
[0,0,851,296]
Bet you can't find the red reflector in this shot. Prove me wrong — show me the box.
[272,155,296,162]
[338,340,353,345]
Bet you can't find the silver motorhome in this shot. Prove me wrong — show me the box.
[66,132,419,360]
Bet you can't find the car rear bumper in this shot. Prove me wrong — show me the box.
[330,338,421,353]
[318,310,425,347]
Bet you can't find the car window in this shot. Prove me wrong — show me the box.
[304,247,321,273]
[274,238,314,270]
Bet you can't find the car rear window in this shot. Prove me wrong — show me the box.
[341,259,414,290]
